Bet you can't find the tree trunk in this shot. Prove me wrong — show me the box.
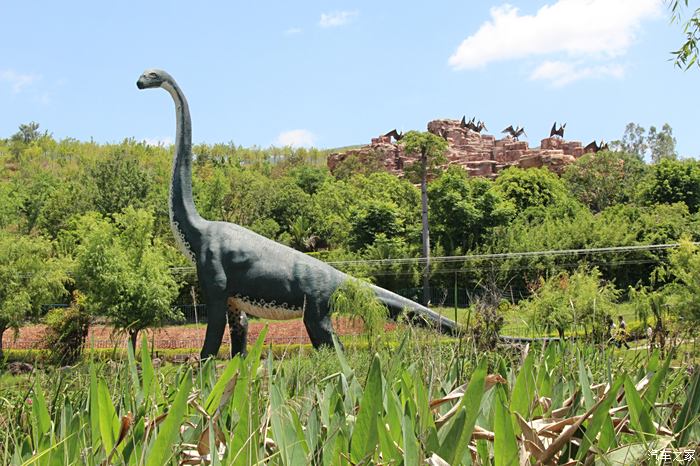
[0,326,4,361]
[420,153,431,306]
[129,329,139,352]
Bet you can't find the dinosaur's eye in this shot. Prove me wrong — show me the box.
[148,73,158,79]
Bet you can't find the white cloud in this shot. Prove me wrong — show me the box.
[275,129,315,148]
[530,60,625,86]
[319,10,358,28]
[143,137,173,147]
[0,69,40,93]
[448,0,662,70]
[285,27,302,35]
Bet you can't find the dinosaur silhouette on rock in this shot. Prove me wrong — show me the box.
[137,69,459,358]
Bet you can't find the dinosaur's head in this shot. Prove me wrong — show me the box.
[137,69,169,90]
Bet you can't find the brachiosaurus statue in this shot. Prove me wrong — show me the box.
[137,69,458,359]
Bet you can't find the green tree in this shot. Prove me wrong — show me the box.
[611,122,677,162]
[331,150,386,180]
[73,208,181,349]
[429,167,515,253]
[640,158,700,212]
[361,234,419,292]
[647,123,677,163]
[0,231,70,359]
[563,150,646,212]
[349,199,404,251]
[13,169,58,234]
[659,239,700,325]
[521,267,618,339]
[88,147,153,215]
[491,167,573,215]
[401,131,448,305]
[12,122,42,144]
[287,165,330,195]
[44,291,90,365]
[614,122,647,160]
[669,0,700,69]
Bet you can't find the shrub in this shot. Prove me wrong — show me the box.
[44,292,90,365]
[330,278,388,350]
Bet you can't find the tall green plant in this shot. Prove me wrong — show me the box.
[73,207,181,349]
[0,231,70,359]
[330,278,388,350]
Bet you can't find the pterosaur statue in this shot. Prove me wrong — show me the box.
[502,125,527,141]
[550,122,566,138]
[384,129,403,142]
[460,116,487,133]
[137,69,458,359]
[584,140,608,153]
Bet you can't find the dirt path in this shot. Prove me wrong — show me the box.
[4,317,394,350]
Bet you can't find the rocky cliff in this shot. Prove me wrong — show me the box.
[328,119,592,178]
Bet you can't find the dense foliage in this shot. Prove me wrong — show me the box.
[1,121,700,348]
[0,330,698,464]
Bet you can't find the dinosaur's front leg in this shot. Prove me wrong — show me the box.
[227,298,248,357]
[201,296,228,359]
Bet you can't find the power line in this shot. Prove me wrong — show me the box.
[326,242,693,267]
[168,242,691,275]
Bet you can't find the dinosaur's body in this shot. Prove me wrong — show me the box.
[137,69,458,358]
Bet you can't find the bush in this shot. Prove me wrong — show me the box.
[330,278,388,350]
[44,292,90,365]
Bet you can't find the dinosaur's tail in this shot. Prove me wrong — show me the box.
[371,285,459,336]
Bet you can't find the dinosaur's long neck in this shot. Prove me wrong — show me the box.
[162,79,204,262]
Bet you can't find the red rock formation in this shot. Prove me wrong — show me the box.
[328,119,589,178]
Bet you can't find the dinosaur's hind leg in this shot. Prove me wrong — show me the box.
[303,300,335,349]
[227,298,248,357]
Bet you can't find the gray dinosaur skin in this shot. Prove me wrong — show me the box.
[137,69,459,359]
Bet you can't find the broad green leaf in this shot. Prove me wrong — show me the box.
[145,369,192,466]
[598,416,617,452]
[643,349,672,408]
[270,383,308,465]
[385,389,403,446]
[204,356,240,415]
[494,386,518,466]
[31,383,51,438]
[674,366,700,447]
[97,379,118,454]
[229,361,253,465]
[596,439,672,466]
[578,353,595,410]
[576,376,624,461]
[350,354,382,464]
[402,407,420,466]
[244,324,268,376]
[140,335,155,402]
[126,339,143,404]
[89,362,101,453]
[438,406,466,463]
[623,374,656,440]
[333,334,354,382]
[413,367,436,436]
[437,358,486,464]
[377,417,401,464]
[511,351,535,419]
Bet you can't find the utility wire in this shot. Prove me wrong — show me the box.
[169,241,691,275]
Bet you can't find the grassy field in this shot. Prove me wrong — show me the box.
[0,321,698,465]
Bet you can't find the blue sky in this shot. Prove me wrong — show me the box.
[1,0,698,156]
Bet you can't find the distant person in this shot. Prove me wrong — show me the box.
[607,316,617,347]
[617,315,630,349]
[646,325,654,352]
